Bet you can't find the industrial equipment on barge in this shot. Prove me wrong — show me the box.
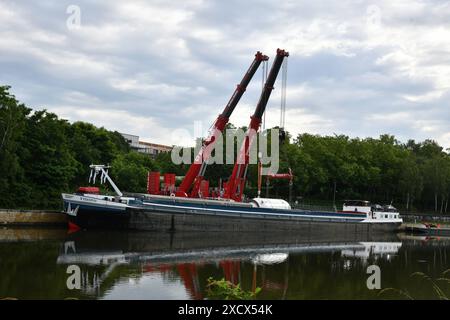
[61,49,403,232]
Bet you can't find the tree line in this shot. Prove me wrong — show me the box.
[279,133,450,213]
[1,85,449,213]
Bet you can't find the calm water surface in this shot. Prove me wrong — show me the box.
[0,228,449,299]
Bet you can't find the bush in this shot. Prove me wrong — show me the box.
[205,277,261,300]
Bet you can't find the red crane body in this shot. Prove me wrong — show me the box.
[267,172,293,181]
[175,52,268,197]
[224,49,289,202]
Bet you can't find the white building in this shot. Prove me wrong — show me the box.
[120,133,172,158]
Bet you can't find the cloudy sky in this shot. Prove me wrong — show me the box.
[1,0,450,148]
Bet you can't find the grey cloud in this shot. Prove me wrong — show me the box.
[1,0,449,148]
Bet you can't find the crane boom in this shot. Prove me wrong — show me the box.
[224,49,289,202]
[176,51,269,197]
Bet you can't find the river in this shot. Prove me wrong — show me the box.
[0,228,448,299]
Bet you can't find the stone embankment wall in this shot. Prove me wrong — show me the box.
[0,209,67,226]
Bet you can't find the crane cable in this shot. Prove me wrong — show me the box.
[280,57,288,130]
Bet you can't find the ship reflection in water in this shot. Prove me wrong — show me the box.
[51,231,447,300]
[0,229,449,299]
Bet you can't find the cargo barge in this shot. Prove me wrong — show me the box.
[128,196,402,233]
[62,168,402,233]
[61,50,402,233]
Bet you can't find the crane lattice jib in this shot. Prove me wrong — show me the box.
[224,49,289,202]
[176,51,269,198]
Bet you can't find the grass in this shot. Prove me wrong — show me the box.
[379,269,450,300]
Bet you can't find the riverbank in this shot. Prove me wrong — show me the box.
[398,222,450,236]
[401,212,450,224]
[0,209,67,227]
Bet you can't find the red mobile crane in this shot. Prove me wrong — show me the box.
[224,49,289,202]
[175,52,269,198]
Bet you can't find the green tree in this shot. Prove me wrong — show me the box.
[19,110,78,209]
[0,86,31,208]
[111,152,157,193]
[67,121,130,186]
[398,155,423,211]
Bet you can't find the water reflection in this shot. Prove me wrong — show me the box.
[0,228,449,299]
[57,237,405,298]
[341,242,402,261]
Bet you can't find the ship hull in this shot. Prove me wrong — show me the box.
[62,193,130,229]
[127,196,402,234]
[61,193,402,233]
[127,207,401,234]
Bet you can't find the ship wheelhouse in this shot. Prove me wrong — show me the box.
[342,200,401,221]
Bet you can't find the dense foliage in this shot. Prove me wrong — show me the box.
[279,133,450,213]
[0,86,140,209]
[1,85,450,212]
